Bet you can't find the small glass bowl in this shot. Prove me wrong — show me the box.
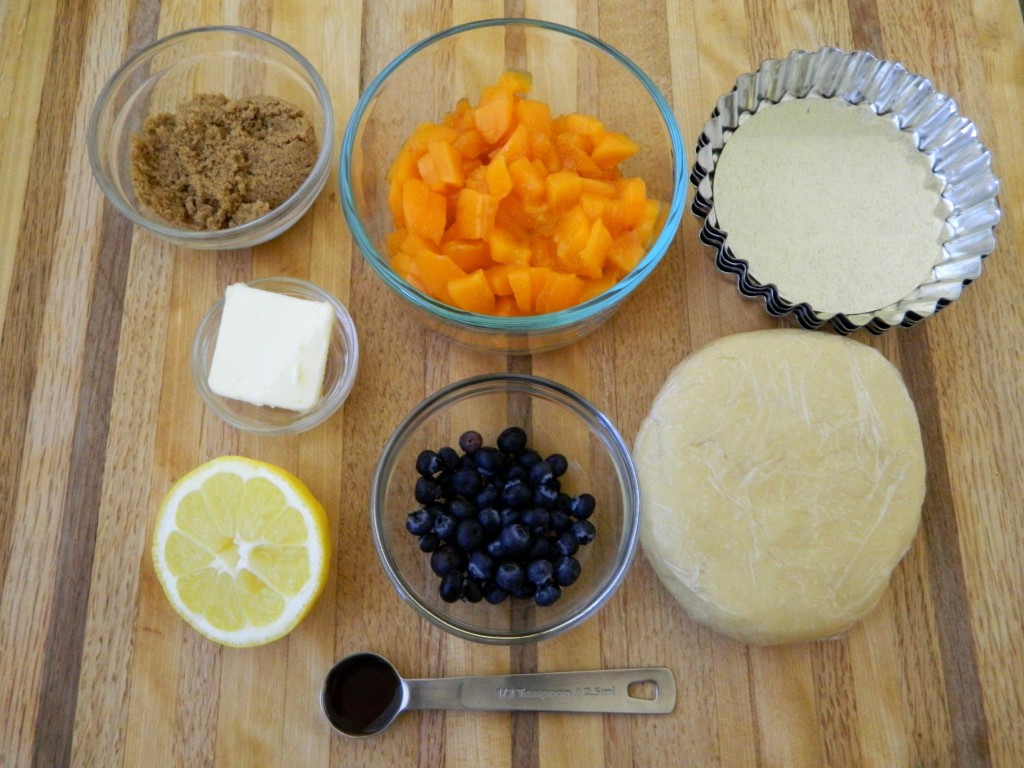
[340,18,686,354]
[192,277,359,435]
[371,374,640,644]
[88,26,334,249]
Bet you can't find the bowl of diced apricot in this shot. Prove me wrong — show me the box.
[340,18,686,354]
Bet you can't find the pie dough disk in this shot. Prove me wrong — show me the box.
[634,330,925,644]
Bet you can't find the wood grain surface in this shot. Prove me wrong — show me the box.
[2,1,1022,766]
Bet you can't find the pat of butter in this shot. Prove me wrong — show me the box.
[208,283,333,412]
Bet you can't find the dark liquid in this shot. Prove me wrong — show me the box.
[322,654,403,736]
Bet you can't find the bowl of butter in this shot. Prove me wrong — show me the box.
[192,277,359,434]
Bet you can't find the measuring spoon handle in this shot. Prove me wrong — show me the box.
[404,667,675,715]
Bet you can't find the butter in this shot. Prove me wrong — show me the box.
[208,283,334,412]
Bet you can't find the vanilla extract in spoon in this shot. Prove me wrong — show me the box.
[321,652,675,737]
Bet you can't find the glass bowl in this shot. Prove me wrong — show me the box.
[371,374,640,644]
[88,26,334,249]
[192,277,359,434]
[340,18,686,354]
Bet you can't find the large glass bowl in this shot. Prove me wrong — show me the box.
[88,26,334,249]
[371,374,640,644]
[340,19,686,353]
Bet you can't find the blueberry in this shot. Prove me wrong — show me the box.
[526,559,554,585]
[495,561,525,591]
[528,460,554,485]
[555,531,579,557]
[416,449,442,477]
[461,577,484,603]
[499,523,532,556]
[418,533,441,553]
[447,497,476,519]
[534,581,562,607]
[452,466,483,497]
[570,493,596,520]
[515,449,542,469]
[455,518,485,551]
[439,572,464,603]
[505,463,527,482]
[549,509,572,533]
[405,508,435,536]
[430,546,465,576]
[497,426,528,454]
[554,492,573,512]
[414,476,442,505]
[553,556,581,586]
[484,584,509,605]
[545,453,568,478]
[571,519,596,545]
[477,506,501,533]
[467,550,495,580]
[475,483,501,509]
[520,507,550,534]
[502,479,532,508]
[459,430,483,454]
[527,535,557,562]
[532,483,560,509]
[433,512,457,540]
[474,446,506,476]
[485,538,506,558]
[499,507,520,527]
[511,582,537,599]
[438,446,461,470]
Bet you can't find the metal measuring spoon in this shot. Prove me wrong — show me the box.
[320,652,675,737]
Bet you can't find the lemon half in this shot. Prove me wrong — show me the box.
[152,456,331,647]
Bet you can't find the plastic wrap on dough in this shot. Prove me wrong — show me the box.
[634,329,926,645]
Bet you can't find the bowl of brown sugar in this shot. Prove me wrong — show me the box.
[88,26,334,249]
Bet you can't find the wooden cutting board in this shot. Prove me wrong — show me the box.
[1,0,1022,766]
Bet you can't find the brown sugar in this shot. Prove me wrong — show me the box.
[130,93,319,230]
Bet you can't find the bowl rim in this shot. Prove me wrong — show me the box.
[370,372,641,644]
[87,25,335,244]
[191,276,359,435]
[339,17,687,333]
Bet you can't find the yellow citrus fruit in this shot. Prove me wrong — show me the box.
[152,456,331,647]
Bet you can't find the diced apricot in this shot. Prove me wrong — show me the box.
[508,156,546,204]
[515,98,553,133]
[488,226,531,265]
[491,122,530,162]
[483,263,516,296]
[454,188,498,240]
[426,140,465,189]
[536,272,584,314]
[494,295,523,316]
[443,239,490,272]
[448,269,496,314]
[592,131,639,169]
[413,249,466,304]
[452,129,487,159]
[578,218,613,278]
[485,155,513,199]
[507,267,534,313]
[545,170,583,211]
[608,230,646,273]
[495,69,533,95]
[553,206,591,271]
[474,90,515,144]
[402,178,447,244]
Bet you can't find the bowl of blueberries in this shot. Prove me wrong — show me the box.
[371,373,640,643]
